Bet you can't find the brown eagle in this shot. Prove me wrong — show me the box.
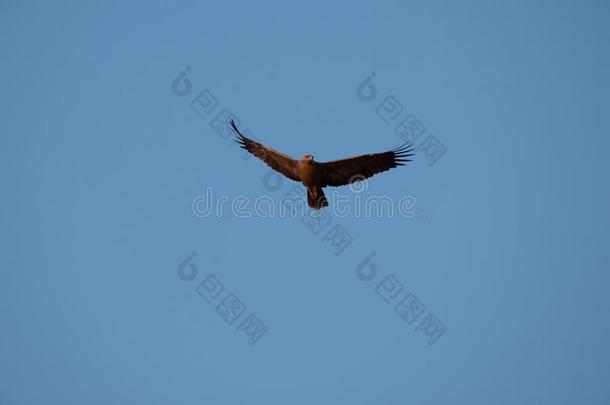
[230,120,414,210]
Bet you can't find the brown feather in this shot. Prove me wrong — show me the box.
[230,120,301,182]
[317,143,414,187]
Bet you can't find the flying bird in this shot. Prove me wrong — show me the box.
[230,120,414,210]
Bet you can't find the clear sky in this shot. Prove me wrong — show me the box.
[1,0,609,404]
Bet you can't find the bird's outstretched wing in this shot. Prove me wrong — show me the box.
[230,120,302,182]
[317,143,414,187]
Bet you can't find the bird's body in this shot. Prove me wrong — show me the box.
[298,156,318,186]
[230,120,414,210]
[298,157,328,209]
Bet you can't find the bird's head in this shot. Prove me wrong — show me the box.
[303,154,314,161]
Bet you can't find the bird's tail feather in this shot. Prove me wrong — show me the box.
[307,186,328,210]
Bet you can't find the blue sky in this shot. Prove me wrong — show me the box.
[1,1,609,404]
